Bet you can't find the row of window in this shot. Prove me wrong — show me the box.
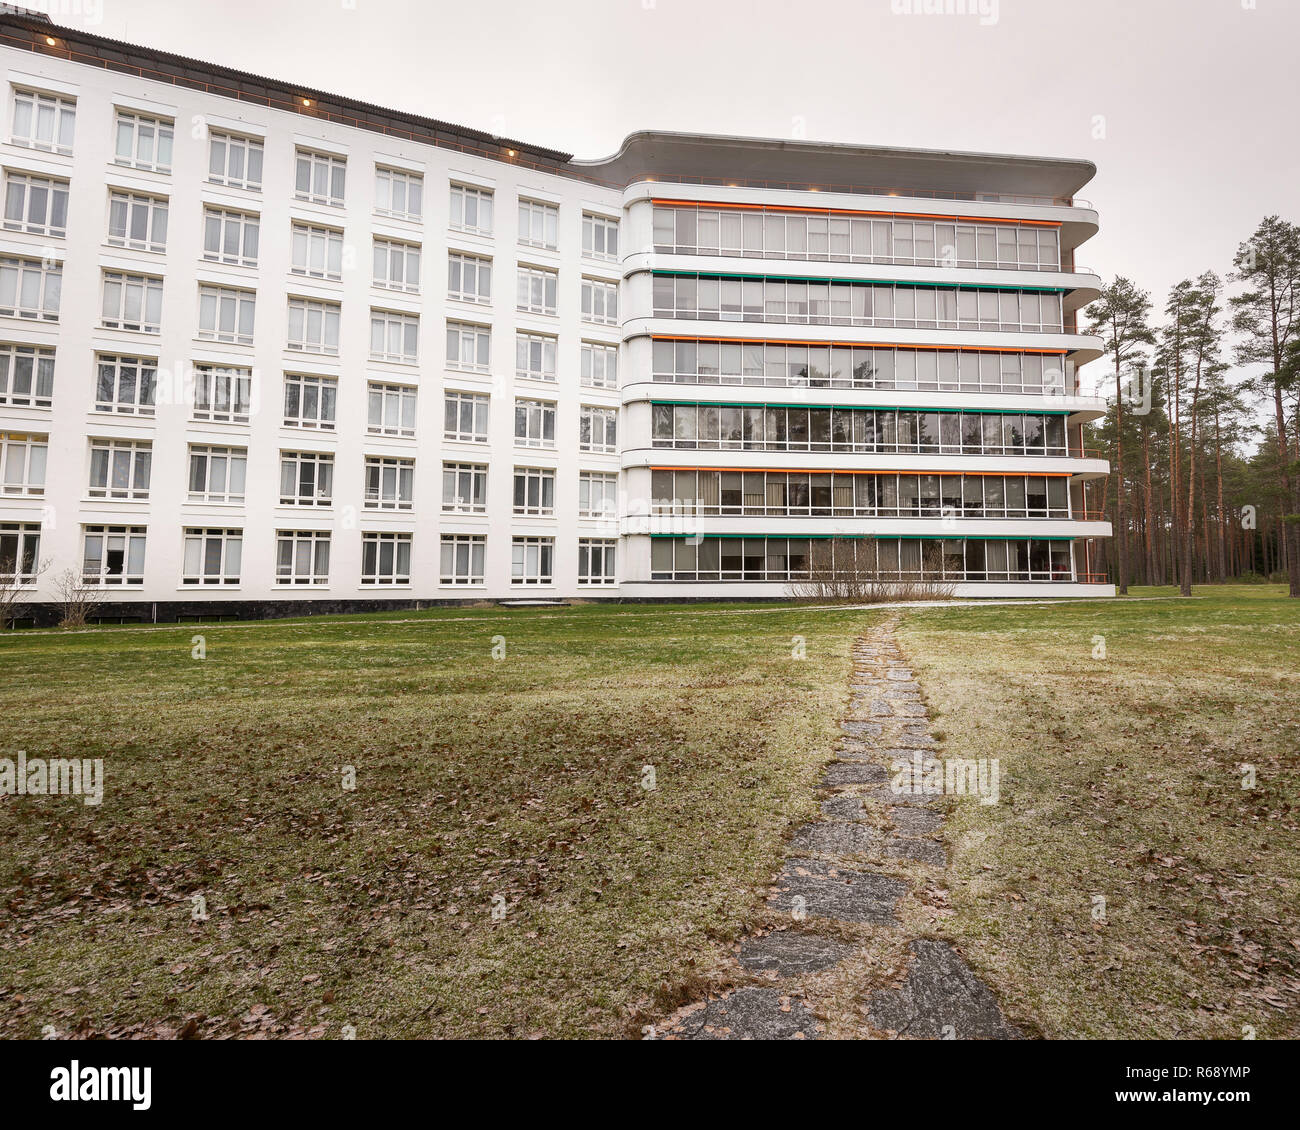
[651,404,1072,456]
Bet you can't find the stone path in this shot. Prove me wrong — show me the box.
[662,618,1020,1041]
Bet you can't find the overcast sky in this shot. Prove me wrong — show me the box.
[47,0,1300,398]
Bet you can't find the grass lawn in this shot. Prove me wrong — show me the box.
[0,603,874,1039]
[898,585,1300,1039]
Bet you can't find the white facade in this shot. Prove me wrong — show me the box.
[0,13,1112,617]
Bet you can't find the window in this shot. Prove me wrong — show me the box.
[0,344,54,407]
[203,208,259,266]
[450,183,493,234]
[280,451,334,506]
[287,297,341,354]
[1,431,46,495]
[181,527,242,585]
[10,88,75,154]
[373,238,421,292]
[87,437,149,499]
[581,342,617,388]
[2,257,61,320]
[444,390,489,443]
[192,365,252,424]
[446,320,490,372]
[514,398,555,448]
[4,172,69,236]
[82,526,146,585]
[516,265,558,315]
[440,533,485,585]
[578,538,616,585]
[95,354,155,415]
[581,278,618,324]
[294,148,346,206]
[515,332,557,381]
[198,285,255,345]
[207,131,263,189]
[187,444,247,503]
[511,536,553,585]
[370,309,419,363]
[101,270,160,332]
[518,199,558,250]
[582,213,619,260]
[283,373,337,430]
[107,190,167,252]
[578,471,617,519]
[367,381,417,438]
[364,455,414,510]
[375,167,423,220]
[0,522,41,583]
[447,252,491,303]
[114,111,173,172]
[362,532,412,585]
[276,530,331,585]
[513,467,555,516]
[580,405,617,453]
[442,462,487,513]
[290,222,343,280]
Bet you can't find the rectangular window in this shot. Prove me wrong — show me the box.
[362,531,412,586]
[367,381,416,437]
[364,454,414,510]
[447,252,491,304]
[290,222,343,280]
[192,365,252,424]
[207,131,263,189]
[581,278,618,324]
[450,183,493,234]
[202,207,259,267]
[581,342,618,388]
[375,167,423,220]
[181,527,241,585]
[511,535,553,585]
[2,257,61,320]
[0,344,54,407]
[578,538,616,585]
[294,148,346,206]
[114,110,173,172]
[95,354,155,415]
[283,372,337,430]
[4,172,69,237]
[579,405,617,453]
[187,444,247,503]
[518,199,558,249]
[442,462,487,513]
[512,466,555,515]
[287,297,341,354]
[514,398,555,448]
[1,431,46,495]
[276,530,331,584]
[582,213,619,261]
[100,270,160,332]
[0,522,40,583]
[446,321,490,372]
[87,437,149,499]
[440,533,485,585]
[279,451,334,506]
[198,285,255,345]
[81,525,146,585]
[516,265,558,315]
[370,309,419,363]
[10,88,75,154]
[444,390,489,442]
[107,190,168,252]
[578,471,617,519]
[515,332,557,381]
[373,238,421,292]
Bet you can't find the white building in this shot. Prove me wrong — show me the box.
[0,8,1112,622]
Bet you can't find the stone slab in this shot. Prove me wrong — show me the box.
[738,932,856,977]
[790,821,878,855]
[768,858,907,924]
[867,940,1021,1039]
[822,761,888,786]
[676,987,821,1040]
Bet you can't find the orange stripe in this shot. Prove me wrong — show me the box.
[651,334,1068,355]
[651,197,1062,227]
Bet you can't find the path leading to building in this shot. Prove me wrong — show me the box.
[662,618,1021,1040]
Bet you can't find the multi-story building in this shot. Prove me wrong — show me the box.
[0,8,1111,621]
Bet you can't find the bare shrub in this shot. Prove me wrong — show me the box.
[0,554,48,629]
[53,568,108,628]
[789,538,958,604]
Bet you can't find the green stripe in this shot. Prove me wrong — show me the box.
[652,269,1067,294]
